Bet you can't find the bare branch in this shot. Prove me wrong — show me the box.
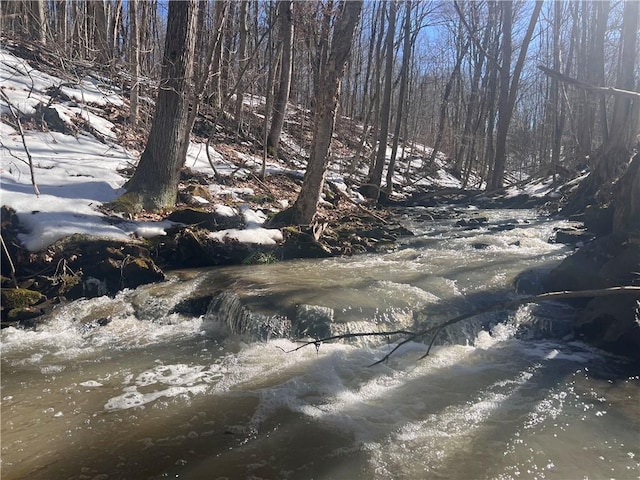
[1,234,18,288]
[283,286,640,365]
[538,65,640,100]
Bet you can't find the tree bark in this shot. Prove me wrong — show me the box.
[125,0,198,211]
[267,0,294,157]
[128,0,140,127]
[363,0,396,201]
[29,0,46,44]
[384,0,412,198]
[274,1,362,226]
[488,0,542,190]
[234,0,249,130]
[613,153,640,239]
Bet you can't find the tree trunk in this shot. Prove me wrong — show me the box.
[89,0,110,63]
[234,0,249,130]
[210,1,226,110]
[427,39,470,168]
[128,0,140,127]
[363,0,396,201]
[125,0,198,211]
[29,0,46,44]
[267,0,294,157]
[613,153,640,240]
[384,0,412,198]
[488,0,542,190]
[603,0,639,160]
[273,1,362,226]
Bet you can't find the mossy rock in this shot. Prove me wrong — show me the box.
[2,288,44,310]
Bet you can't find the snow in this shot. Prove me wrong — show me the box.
[214,205,237,217]
[0,49,282,252]
[208,207,283,245]
[208,227,283,246]
[1,127,134,251]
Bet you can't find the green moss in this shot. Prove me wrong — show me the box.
[104,192,143,215]
[247,194,274,204]
[2,288,44,309]
[242,252,277,265]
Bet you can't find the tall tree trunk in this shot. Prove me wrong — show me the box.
[605,0,639,155]
[427,39,470,167]
[272,1,362,226]
[384,0,412,198]
[363,0,396,201]
[89,0,110,63]
[234,0,249,130]
[488,0,542,190]
[549,0,563,178]
[456,0,490,181]
[267,0,294,156]
[210,1,227,110]
[128,0,140,127]
[29,0,46,44]
[125,0,198,211]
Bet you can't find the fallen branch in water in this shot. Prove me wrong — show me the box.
[281,286,640,366]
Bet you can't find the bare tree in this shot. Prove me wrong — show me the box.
[558,0,639,216]
[488,0,542,190]
[267,0,294,157]
[362,0,397,201]
[128,0,140,127]
[384,0,413,198]
[234,0,250,131]
[270,0,363,226]
[124,0,198,211]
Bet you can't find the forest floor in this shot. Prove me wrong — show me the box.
[1,37,586,326]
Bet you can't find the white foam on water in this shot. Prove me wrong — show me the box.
[365,366,540,477]
[79,380,103,388]
[104,384,208,411]
[1,276,208,364]
[103,362,226,411]
[243,331,518,443]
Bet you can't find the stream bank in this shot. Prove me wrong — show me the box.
[3,176,638,360]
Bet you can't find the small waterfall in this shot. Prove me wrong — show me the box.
[204,292,292,339]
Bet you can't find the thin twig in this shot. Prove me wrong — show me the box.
[1,234,18,288]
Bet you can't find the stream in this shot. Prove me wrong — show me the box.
[2,208,639,480]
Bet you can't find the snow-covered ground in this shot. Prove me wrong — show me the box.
[0,50,285,251]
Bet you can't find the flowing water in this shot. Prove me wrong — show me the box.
[2,208,639,480]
